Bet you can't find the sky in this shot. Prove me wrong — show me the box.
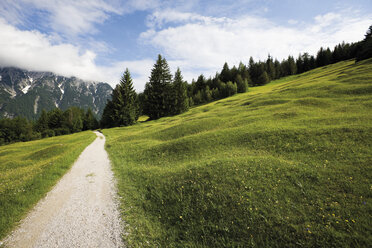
[0,0,371,91]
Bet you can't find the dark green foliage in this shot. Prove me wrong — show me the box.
[83,108,99,130]
[235,74,248,93]
[316,47,332,67]
[47,108,64,129]
[101,69,139,127]
[356,25,372,61]
[0,106,98,145]
[100,100,115,128]
[63,107,83,133]
[226,81,238,96]
[172,68,189,115]
[143,55,173,120]
[195,74,206,94]
[266,55,276,80]
[0,117,37,145]
[35,109,48,132]
[219,62,232,83]
[203,86,213,102]
[258,71,270,85]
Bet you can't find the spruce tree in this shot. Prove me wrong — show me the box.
[356,25,372,61]
[258,71,270,85]
[236,74,248,93]
[266,55,276,80]
[172,68,189,115]
[143,55,173,119]
[100,100,115,128]
[36,109,49,132]
[113,69,138,126]
[83,108,98,130]
[220,62,231,83]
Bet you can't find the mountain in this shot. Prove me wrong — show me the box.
[0,67,112,120]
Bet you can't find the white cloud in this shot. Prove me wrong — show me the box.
[0,0,123,37]
[140,9,372,84]
[0,18,150,91]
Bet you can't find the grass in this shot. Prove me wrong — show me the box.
[103,59,372,247]
[0,131,96,239]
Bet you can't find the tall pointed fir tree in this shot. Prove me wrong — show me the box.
[143,54,173,120]
[172,68,189,115]
[101,68,138,127]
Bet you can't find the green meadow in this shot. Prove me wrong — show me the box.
[103,59,372,247]
[0,131,96,239]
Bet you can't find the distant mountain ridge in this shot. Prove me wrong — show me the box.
[0,67,112,119]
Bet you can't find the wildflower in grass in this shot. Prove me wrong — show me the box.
[180,216,183,219]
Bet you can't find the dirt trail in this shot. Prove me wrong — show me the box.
[2,131,124,248]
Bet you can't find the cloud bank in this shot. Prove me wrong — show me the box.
[142,9,371,84]
[0,1,371,91]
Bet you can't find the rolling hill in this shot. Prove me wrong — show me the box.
[102,59,372,247]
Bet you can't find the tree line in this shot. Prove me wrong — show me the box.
[0,107,98,145]
[102,25,372,127]
[100,55,189,127]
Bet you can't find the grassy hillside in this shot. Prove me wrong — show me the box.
[103,59,372,247]
[0,131,96,239]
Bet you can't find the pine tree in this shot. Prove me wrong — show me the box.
[113,69,139,126]
[100,100,115,128]
[220,62,231,83]
[236,74,248,93]
[266,55,276,80]
[203,85,213,102]
[143,54,173,120]
[356,25,372,61]
[287,56,297,75]
[226,81,238,96]
[83,108,98,130]
[35,109,49,132]
[172,68,189,115]
[274,59,282,79]
[258,71,270,85]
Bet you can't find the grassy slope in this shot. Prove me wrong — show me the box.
[0,131,96,239]
[103,59,372,247]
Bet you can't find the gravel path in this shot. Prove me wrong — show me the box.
[2,131,124,248]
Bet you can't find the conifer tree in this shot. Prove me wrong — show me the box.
[356,25,372,61]
[266,55,276,80]
[288,56,297,75]
[220,62,231,83]
[114,69,138,126]
[83,108,98,130]
[143,54,173,120]
[258,71,270,85]
[172,68,189,115]
[236,74,248,93]
[35,109,49,132]
[101,69,138,127]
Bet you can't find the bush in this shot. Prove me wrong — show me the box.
[42,129,55,138]
[54,128,70,136]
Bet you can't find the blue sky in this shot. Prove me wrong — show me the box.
[0,0,371,91]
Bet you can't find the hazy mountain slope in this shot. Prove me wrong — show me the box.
[0,67,112,119]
